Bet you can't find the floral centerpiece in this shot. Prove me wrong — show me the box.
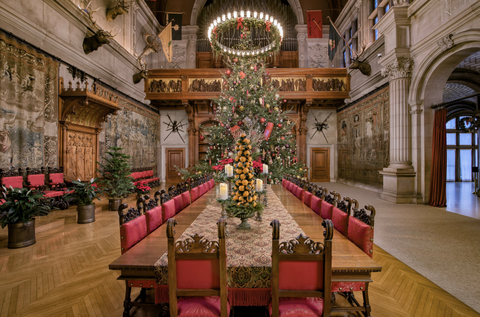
[226,133,263,230]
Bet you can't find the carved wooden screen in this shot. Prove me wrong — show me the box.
[59,78,120,181]
[66,130,96,181]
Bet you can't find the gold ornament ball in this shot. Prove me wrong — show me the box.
[250,65,254,70]
[274,107,279,111]
[300,168,303,172]
[266,104,270,109]
[239,106,245,111]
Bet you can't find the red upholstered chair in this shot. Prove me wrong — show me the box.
[331,204,375,317]
[139,191,164,235]
[282,179,286,187]
[162,191,176,223]
[180,183,191,209]
[269,219,333,317]
[287,182,294,193]
[1,167,24,189]
[47,167,67,190]
[320,191,338,220]
[118,203,157,316]
[303,184,314,208]
[311,196,322,215]
[331,197,353,236]
[174,195,184,214]
[167,218,230,317]
[191,186,199,202]
[26,167,69,209]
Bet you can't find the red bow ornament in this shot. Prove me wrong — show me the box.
[237,17,244,30]
[265,21,272,32]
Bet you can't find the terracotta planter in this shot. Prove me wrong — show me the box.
[109,198,122,211]
[8,218,36,249]
[77,204,95,224]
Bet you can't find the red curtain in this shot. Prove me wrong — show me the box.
[429,108,447,207]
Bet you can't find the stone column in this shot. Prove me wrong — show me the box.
[379,58,417,203]
[295,24,308,68]
[183,25,199,69]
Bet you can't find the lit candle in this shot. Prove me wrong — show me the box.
[256,179,263,192]
[263,164,268,174]
[224,164,229,174]
[219,183,228,200]
[226,165,233,177]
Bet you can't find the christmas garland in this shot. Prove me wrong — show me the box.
[208,15,283,58]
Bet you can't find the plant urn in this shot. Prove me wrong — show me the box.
[8,218,36,249]
[109,198,122,211]
[77,204,96,224]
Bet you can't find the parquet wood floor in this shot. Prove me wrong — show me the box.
[0,184,478,317]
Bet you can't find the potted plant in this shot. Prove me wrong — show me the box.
[0,186,51,248]
[97,147,135,211]
[134,181,151,200]
[65,178,105,224]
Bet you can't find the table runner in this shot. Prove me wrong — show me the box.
[154,187,307,288]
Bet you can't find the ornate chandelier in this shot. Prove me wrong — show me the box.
[208,10,283,57]
[459,110,480,133]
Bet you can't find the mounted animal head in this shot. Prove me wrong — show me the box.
[348,40,371,76]
[106,1,130,21]
[349,58,371,76]
[82,1,120,54]
[133,59,148,84]
[137,33,161,61]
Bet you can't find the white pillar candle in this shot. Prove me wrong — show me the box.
[256,179,263,192]
[263,164,268,174]
[219,183,228,200]
[226,165,233,177]
[224,164,229,174]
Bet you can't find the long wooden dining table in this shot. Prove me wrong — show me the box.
[109,184,382,307]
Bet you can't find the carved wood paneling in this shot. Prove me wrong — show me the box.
[66,131,95,181]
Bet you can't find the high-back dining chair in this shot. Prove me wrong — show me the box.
[331,203,376,317]
[310,186,324,215]
[180,182,191,209]
[320,190,337,220]
[161,190,176,223]
[331,196,352,236]
[169,185,184,215]
[303,183,314,208]
[0,167,24,189]
[139,191,163,235]
[167,218,230,317]
[190,178,200,202]
[117,203,157,316]
[270,219,334,317]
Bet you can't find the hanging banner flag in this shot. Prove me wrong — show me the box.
[328,19,342,61]
[158,21,173,62]
[168,13,183,40]
[307,10,323,38]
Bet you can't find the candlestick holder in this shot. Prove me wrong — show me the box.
[254,190,266,222]
[263,175,268,207]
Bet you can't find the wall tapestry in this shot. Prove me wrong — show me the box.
[101,98,159,174]
[0,30,59,169]
[337,86,389,187]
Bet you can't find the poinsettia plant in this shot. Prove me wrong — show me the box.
[135,182,151,195]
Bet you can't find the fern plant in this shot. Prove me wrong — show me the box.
[97,147,134,199]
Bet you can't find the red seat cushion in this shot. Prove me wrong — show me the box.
[320,201,333,220]
[287,182,294,192]
[2,176,23,188]
[177,296,230,317]
[141,171,148,178]
[209,179,214,190]
[348,217,374,257]
[201,183,208,195]
[43,191,65,198]
[49,173,64,185]
[174,195,184,214]
[191,187,199,202]
[282,179,286,187]
[294,187,304,200]
[311,196,322,215]
[27,174,45,188]
[268,297,324,317]
[163,200,176,222]
[120,215,147,254]
[303,192,312,208]
[145,206,163,235]
[332,207,348,236]
[182,191,191,208]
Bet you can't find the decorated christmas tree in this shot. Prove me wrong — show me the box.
[202,56,305,183]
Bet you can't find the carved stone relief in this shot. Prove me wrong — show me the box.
[381,58,414,80]
[171,44,187,69]
[307,44,328,68]
[437,34,454,52]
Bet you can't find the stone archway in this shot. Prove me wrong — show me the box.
[409,29,480,203]
[189,0,304,26]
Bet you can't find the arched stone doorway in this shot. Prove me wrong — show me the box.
[409,29,480,203]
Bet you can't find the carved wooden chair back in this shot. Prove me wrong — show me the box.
[270,219,333,317]
[332,196,352,237]
[348,203,375,256]
[172,183,184,214]
[47,166,67,190]
[117,203,147,254]
[140,191,164,235]
[167,218,229,317]
[0,167,24,189]
[25,167,47,190]
[161,189,176,223]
